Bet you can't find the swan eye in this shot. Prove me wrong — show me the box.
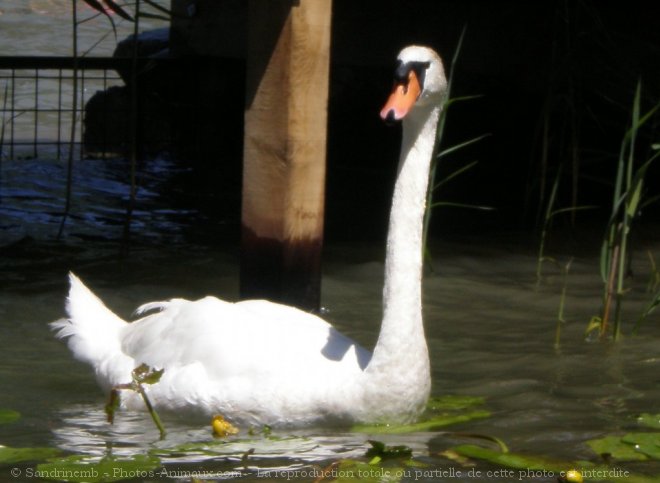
[393,60,431,93]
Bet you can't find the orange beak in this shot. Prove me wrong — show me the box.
[380,69,422,122]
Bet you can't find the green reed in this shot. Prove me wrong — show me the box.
[597,81,660,340]
[423,27,491,271]
[535,164,596,285]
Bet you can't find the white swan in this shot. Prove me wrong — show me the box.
[52,46,447,427]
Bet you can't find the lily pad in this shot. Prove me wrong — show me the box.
[0,445,61,464]
[0,409,20,424]
[452,444,578,474]
[36,454,161,482]
[586,435,647,462]
[637,413,660,430]
[353,410,490,434]
[621,432,660,460]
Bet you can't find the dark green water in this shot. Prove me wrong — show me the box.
[1,157,659,482]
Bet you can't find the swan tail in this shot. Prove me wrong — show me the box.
[51,272,128,368]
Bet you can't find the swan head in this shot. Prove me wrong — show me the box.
[380,45,447,122]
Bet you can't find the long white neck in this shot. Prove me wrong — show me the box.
[363,102,440,414]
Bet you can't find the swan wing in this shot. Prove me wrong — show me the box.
[120,297,370,381]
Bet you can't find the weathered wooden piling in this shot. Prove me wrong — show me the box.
[240,0,332,311]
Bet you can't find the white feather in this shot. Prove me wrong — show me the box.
[51,45,447,427]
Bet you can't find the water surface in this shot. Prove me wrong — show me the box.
[1,157,659,482]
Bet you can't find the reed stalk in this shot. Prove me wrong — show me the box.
[423,27,492,270]
[554,258,573,350]
[535,164,596,285]
[598,81,660,340]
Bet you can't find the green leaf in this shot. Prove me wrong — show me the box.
[634,291,660,334]
[0,408,20,424]
[452,444,577,473]
[586,435,648,462]
[0,445,61,464]
[132,364,164,385]
[36,454,161,483]
[430,201,494,211]
[365,440,413,460]
[549,205,598,218]
[432,161,479,190]
[353,410,491,434]
[637,413,660,430]
[437,134,490,159]
[426,395,485,411]
[621,432,660,459]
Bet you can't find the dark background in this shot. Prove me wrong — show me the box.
[136,0,660,245]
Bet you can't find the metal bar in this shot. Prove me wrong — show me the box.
[9,68,15,159]
[34,68,39,158]
[57,68,63,159]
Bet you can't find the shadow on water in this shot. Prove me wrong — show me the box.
[0,156,659,481]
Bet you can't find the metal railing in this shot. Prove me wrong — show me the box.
[0,56,136,160]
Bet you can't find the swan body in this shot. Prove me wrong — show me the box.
[52,46,447,427]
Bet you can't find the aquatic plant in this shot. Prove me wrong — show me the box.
[534,164,595,285]
[595,81,660,340]
[352,395,489,434]
[423,27,491,271]
[554,258,573,350]
[36,454,161,483]
[0,410,62,465]
[106,364,166,439]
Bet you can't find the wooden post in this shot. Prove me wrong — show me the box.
[240,0,332,311]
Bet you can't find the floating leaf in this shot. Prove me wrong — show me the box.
[452,444,577,473]
[0,445,60,464]
[353,410,490,434]
[637,413,660,430]
[426,395,485,411]
[0,408,20,424]
[586,435,648,462]
[365,440,413,462]
[621,432,660,460]
[37,454,161,483]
